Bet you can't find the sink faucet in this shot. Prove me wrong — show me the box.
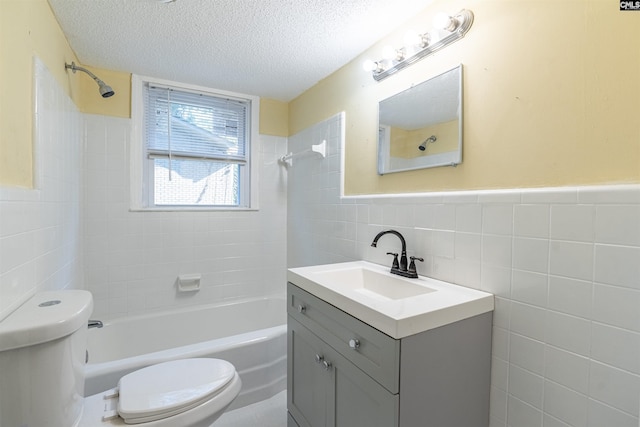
[371,230,422,278]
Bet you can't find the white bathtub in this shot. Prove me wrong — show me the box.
[84,296,286,410]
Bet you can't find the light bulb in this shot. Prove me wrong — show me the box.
[362,59,377,72]
[433,12,457,31]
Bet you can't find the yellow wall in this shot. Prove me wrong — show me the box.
[259,98,289,136]
[0,0,287,188]
[75,64,131,118]
[0,0,80,187]
[290,0,640,194]
[5,0,637,191]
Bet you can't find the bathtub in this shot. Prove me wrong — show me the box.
[84,296,286,410]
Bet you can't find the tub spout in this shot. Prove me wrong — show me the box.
[88,320,103,329]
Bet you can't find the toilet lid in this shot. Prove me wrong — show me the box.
[117,358,236,424]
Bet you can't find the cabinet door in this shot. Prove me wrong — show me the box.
[331,346,399,427]
[288,318,332,427]
[288,317,399,427]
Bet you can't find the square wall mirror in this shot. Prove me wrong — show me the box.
[377,64,462,174]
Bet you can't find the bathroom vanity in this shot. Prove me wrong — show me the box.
[286,261,494,427]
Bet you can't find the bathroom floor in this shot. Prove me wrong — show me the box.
[216,390,287,427]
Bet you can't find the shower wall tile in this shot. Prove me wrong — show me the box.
[83,115,288,318]
[287,114,640,427]
[0,57,83,320]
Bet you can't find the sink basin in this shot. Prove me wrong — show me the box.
[311,267,435,300]
[288,261,494,338]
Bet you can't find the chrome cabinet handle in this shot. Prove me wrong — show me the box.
[297,304,306,313]
[322,360,332,371]
[348,339,360,349]
[315,354,324,364]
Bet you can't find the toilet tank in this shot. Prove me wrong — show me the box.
[0,290,93,427]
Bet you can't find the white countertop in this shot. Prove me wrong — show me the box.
[288,261,494,339]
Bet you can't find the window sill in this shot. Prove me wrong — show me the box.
[129,206,259,213]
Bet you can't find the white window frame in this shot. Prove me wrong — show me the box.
[130,74,259,211]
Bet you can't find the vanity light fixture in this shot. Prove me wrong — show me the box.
[363,9,474,81]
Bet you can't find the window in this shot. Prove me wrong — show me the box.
[131,75,258,209]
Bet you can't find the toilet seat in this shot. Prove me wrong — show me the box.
[117,358,236,424]
[80,358,242,426]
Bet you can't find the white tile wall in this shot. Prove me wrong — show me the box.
[288,112,640,427]
[0,57,83,320]
[83,115,288,318]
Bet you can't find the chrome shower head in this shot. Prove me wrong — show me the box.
[65,62,115,98]
[418,135,437,151]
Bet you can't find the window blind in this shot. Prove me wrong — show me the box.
[144,84,249,162]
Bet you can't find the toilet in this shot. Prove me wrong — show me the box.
[0,290,241,427]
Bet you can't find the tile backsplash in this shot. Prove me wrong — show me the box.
[288,112,640,427]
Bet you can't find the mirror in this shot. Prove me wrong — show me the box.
[378,64,462,174]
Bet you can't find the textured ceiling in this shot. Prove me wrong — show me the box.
[47,0,434,101]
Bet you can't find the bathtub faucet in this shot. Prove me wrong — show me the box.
[88,320,103,329]
[371,229,423,279]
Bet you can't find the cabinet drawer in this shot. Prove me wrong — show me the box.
[288,282,400,394]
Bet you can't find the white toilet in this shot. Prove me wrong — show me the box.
[0,290,241,427]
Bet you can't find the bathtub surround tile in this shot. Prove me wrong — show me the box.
[0,58,83,320]
[84,116,288,317]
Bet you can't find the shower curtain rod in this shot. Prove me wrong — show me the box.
[279,140,326,165]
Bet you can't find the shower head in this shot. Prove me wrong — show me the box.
[418,135,437,151]
[65,62,115,98]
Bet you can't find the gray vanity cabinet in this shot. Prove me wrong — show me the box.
[287,282,493,427]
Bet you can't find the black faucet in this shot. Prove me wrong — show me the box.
[371,230,422,278]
